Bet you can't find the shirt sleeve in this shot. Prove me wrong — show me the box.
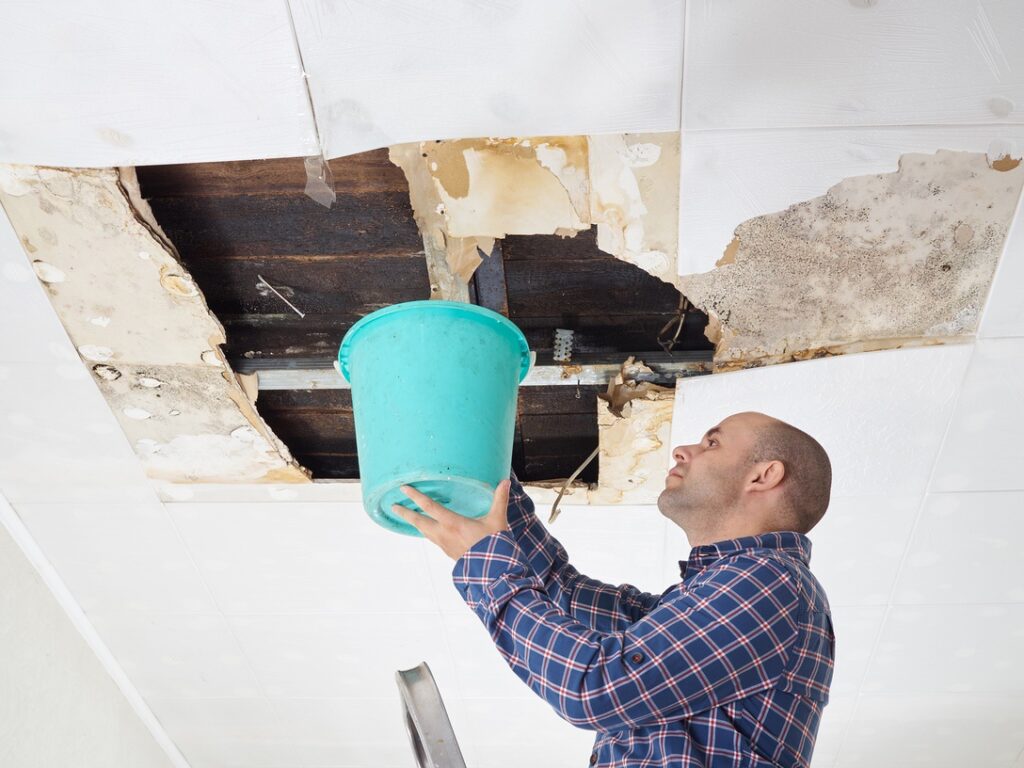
[452,530,801,733]
[494,469,663,633]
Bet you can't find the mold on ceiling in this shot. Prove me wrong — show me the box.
[681,150,1024,371]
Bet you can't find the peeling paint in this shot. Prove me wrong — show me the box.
[390,133,681,289]
[0,163,309,484]
[681,150,1024,371]
[588,357,674,505]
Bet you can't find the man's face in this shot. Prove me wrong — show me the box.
[657,413,764,526]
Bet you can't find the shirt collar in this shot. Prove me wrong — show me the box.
[677,531,811,579]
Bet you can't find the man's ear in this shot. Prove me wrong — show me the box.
[748,460,785,492]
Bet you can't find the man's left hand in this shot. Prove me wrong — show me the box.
[393,479,512,560]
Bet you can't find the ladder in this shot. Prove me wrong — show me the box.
[396,661,468,768]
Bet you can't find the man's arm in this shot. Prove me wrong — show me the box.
[453,530,800,733]
[498,469,663,633]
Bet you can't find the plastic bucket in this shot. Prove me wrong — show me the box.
[338,300,532,536]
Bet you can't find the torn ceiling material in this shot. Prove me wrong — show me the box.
[389,133,682,291]
[589,357,675,506]
[681,150,1024,371]
[0,165,309,484]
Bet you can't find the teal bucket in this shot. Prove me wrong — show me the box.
[338,300,532,536]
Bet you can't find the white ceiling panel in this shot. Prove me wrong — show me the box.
[144,697,282,768]
[808,495,921,608]
[678,126,1024,275]
[167,502,436,615]
[670,344,973,499]
[461,693,596,768]
[85,612,262,699]
[863,605,1024,694]
[809,694,853,768]
[893,491,1024,605]
[683,0,1024,131]
[147,695,418,768]
[0,361,152,504]
[837,694,1024,767]
[289,0,683,159]
[0,206,76,364]
[227,612,457,699]
[828,606,886,697]
[980,193,1024,339]
[442,609,536,700]
[273,696,434,767]
[931,338,1024,492]
[13,501,217,614]
[0,0,318,167]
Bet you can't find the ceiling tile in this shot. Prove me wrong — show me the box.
[671,344,973,499]
[809,495,921,607]
[144,697,282,768]
[829,606,885,696]
[0,207,76,364]
[893,491,1024,604]
[86,612,261,699]
[810,694,854,768]
[0,0,317,166]
[979,195,1024,339]
[863,605,1024,694]
[228,612,457,700]
[460,694,596,768]
[835,693,1024,767]
[683,0,1024,131]
[289,0,683,158]
[0,361,152,503]
[272,696,430,767]
[931,338,1024,492]
[442,609,535,700]
[168,502,436,614]
[13,501,217,614]
[678,127,1024,275]
[423,542,480,615]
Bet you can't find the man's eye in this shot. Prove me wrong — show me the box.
[708,439,718,447]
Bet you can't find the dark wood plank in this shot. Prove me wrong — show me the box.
[506,257,681,318]
[144,193,422,259]
[503,230,608,261]
[518,386,602,417]
[472,242,509,317]
[183,256,429,316]
[136,149,407,197]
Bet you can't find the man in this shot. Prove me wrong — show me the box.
[395,410,835,767]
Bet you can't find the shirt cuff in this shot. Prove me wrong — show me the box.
[451,529,533,612]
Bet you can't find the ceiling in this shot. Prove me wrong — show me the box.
[133,152,709,482]
[2,2,1024,768]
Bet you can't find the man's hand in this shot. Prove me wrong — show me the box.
[393,479,512,560]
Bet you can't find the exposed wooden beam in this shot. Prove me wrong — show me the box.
[472,241,510,317]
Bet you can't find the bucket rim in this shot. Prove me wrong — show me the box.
[337,300,532,383]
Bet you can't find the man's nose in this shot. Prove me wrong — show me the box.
[672,444,694,464]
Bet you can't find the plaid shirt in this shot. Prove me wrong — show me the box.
[452,472,834,767]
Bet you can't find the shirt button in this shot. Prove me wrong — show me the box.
[630,652,644,664]
[589,753,598,765]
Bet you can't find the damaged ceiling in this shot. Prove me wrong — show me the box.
[0,143,712,487]
[2,2,1024,768]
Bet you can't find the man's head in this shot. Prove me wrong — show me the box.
[657,411,831,545]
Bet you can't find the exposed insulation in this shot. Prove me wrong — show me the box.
[389,133,680,288]
[0,164,309,483]
[681,150,1024,371]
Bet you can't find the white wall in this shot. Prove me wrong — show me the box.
[0,510,180,768]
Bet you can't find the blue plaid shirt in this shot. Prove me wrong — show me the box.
[453,472,834,767]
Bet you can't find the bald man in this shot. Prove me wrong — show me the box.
[396,410,835,768]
